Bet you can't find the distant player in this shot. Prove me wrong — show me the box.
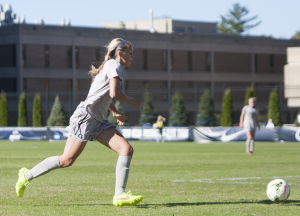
[15,38,143,207]
[239,97,260,155]
[156,115,166,142]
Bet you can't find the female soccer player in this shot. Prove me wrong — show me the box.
[156,115,166,142]
[15,38,143,207]
[239,97,260,155]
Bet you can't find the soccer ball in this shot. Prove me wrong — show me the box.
[266,179,290,202]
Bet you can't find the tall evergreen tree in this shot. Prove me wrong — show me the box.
[18,93,28,126]
[169,92,188,126]
[108,101,130,126]
[294,110,300,127]
[244,86,256,106]
[218,3,261,34]
[268,88,282,126]
[221,89,233,126]
[197,89,216,126]
[33,93,43,126]
[139,85,157,126]
[0,92,9,126]
[47,95,69,126]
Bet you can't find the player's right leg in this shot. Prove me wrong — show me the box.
[15,136,87,198]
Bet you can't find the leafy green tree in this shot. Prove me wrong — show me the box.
[221,89,233,126]
[291,31,300,40]
[33,93,43,126]
[169,92,188,126]
[197,89,216,126]
[218,3,261,34]
[244,86,256,106]
[268,88,282,126]
[294,110,300,127]
[139,85,157,126]
[47,95,69,126]
[0,92,9,126]
[18,93,28,126]
[108,101,130,126]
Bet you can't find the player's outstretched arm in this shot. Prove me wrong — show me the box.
[109,77,142,109]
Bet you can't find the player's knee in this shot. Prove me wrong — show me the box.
[120,144,133,157]
[59,157,76,168]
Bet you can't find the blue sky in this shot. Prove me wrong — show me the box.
[2,0,300,39]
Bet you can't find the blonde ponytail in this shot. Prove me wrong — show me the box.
[88,38,131,81]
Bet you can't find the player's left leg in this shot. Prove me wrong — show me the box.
[95,127,143,207]
[249,131,255,153]
[245,131,251,154]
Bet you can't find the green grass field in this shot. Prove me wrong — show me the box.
[1,140,300,215]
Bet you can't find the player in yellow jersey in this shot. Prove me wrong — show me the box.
[156,115,166,142]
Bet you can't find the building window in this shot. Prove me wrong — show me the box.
[45,79,49,91]
[206,52,211,72]
[173,26,185,33]
[254,54,258,73]
[75,47,79,68]
[45,45,49,67]
[187,27,197,34]
[68,79,72,91]
[270,54,274,73]
[22,45,26,67]
[163,50,167,71]
[23,78,27,91]
[170,51,174,71]
[143,49,147,70]
[67,46,72,68]
[95,47,101,68]
[188,51,192,71]
[75,79,79,100]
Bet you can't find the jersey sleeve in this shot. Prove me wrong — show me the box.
[242,106,247,112]
[106,60,123,81]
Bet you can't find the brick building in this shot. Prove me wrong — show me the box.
[0,23,299,126]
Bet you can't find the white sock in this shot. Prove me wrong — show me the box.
[246,140,250,152]
[25,156,61,181]
[250,140,255,153]
[114,156,131,196]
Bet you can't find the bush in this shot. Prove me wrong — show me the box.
[244,86,256,105]
[197,89,216,126]
[294,110,300,127]
[33,93,43,126]
[108,101,130,126]
[268,88,282,126]
[220,89,233,126]
[0,92,9,126]
[18,93,28,126]
[139,85,157,126]
[169,92,188,126]
[47,95,69,126]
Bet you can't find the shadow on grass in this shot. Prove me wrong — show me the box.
[136,200,300,208]
[33,200,300,208]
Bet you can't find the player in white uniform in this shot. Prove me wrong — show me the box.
[15,38,143,207]
[239,97,260,155]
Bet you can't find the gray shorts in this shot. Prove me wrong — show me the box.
[66,103,115,142]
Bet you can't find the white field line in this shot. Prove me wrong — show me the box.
[173,176,300,184]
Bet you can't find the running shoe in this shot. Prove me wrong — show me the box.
[113,190,143,207]
[15,168,30,198]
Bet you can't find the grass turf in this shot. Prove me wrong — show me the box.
[1,140,300,215]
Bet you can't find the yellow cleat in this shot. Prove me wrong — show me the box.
[15,168,30,198]
[113,191,143,207]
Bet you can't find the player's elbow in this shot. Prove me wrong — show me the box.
[110,91,120,100]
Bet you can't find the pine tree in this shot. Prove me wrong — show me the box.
[244,86,256,106]
[47,95,69,126]
[220,89,233,126]
[18,93,28,126]
[294,110,300,127]
[218,3,261,34]
[33,93,43,126]
[139,85,157,126]
[197,89,216,126]
[268,88,282,126]
[0,92,9,126]
[169,92,188,126]
[108,101,130,126]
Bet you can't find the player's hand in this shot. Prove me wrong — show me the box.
[239,123,243,128]
[132,99,142,109]
[113,113,126,126]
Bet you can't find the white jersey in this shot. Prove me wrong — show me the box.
[242,105,258,131]
[84,59,123,122]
